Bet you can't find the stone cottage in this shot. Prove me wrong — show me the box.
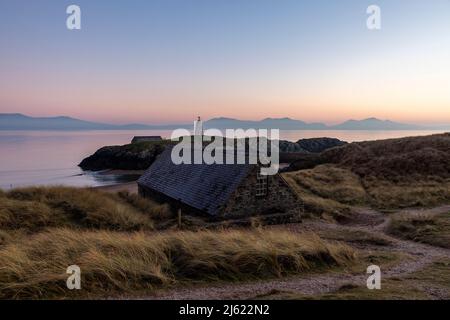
[137,147,303,222]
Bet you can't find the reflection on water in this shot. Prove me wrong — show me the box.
[0,169,141,190]
[0,129,445,189]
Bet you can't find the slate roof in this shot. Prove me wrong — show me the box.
[137,147,254,216]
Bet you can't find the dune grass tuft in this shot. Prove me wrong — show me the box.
[0,228,356,299]
[283,163,450,213]
[286,165,367,206]
[4,186,154,232]
[363,177,450,209]
[387,212,450,248]
[117,191,173,221]
[0,230,14,247]
[0,198,62,231]
[282,170,353,221]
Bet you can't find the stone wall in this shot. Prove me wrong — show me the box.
[139,166,303,221]
[220,167,303,219]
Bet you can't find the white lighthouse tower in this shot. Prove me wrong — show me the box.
[193,116,203,136]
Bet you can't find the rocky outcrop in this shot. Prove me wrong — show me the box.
[296,137,347,153]
[278,138,347,154]
[79,137,347,171]
[79,142,169,171]
[278,140,309,153]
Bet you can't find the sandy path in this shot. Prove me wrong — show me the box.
[140,206,450,300]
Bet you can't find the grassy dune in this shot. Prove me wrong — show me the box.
[286,165,367,206]
[282,169,353,222]
[0,228,356,299]
[0,186,357,299]
[363,177,450,209]
[387,212,450,248]
[285,133,450,211]
[284,164,450,213]
[1,187,158,232]
[283,166,361,222]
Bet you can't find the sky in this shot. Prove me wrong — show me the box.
[0,0,449,125]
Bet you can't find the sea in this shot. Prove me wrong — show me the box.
[0,129,445,190]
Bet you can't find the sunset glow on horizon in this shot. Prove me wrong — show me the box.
[1,0,450,125]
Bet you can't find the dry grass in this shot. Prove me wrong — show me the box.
[0,186,358,299]
[117,191,173,221]
[285,165,367,205]
[284,164,450,211]
[282,170,353,222]
[257,280,429,300]
[2,186,154,232]
[317,229,392,247]
[310,280,429,300]
[0,198,60,231]
[0,228,356,299]
[286,133,450,210]
[405,258,450,293]
[0,230,13,246]
[310,258,450,300]
[255,251,421,300]
[319,133,450,180]
[363,177,450,209]
[386,212,450,248]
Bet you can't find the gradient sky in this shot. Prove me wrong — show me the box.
[1,0,449,125]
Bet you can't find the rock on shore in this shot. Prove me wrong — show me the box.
[79,141,170,171]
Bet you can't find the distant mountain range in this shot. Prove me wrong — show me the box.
[204,117,328,130]
[0,113,447,131]
[0,113,185,130]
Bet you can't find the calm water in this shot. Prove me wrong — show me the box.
[0,129,445,189]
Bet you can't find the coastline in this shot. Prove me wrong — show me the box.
[94,181,138,194]
[93,169,142,193]
[96,169,145,176]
